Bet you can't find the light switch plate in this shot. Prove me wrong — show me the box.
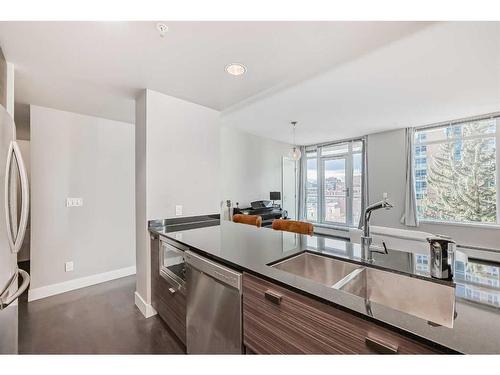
[65,261,74,272]
[175,205,183,216]
[66,198,83,207]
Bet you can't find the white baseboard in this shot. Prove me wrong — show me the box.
[134,291,157,318]
[28,265,136,302]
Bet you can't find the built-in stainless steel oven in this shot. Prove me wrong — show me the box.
[159,237,188,293]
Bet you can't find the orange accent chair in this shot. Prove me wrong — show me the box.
[271,219,314,236]
[232,214,262,228]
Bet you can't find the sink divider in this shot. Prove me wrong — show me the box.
[331,267,365,290]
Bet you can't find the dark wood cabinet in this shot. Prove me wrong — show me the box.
[150,235,187,345]
[243,273,444,354]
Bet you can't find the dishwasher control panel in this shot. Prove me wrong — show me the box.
[185,251,242,290]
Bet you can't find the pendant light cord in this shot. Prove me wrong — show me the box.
[291,121,297,146]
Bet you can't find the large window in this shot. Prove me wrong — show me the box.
[414,116,499,225]
[305,140,364,227]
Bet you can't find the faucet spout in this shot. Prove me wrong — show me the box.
[359,198,393,262]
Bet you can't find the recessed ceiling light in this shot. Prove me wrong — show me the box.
[225,63,247,76]
[156,23,168,37]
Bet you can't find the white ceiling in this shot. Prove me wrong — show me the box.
[221,22,500,145]
[0,21,431,125]
[1,21,498,146]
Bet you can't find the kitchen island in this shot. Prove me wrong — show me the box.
[149,218,500,354]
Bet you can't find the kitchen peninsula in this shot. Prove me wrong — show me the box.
[149,217,500,354]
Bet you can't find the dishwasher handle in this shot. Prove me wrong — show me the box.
[185,251,241,290]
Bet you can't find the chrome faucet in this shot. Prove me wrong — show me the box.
[358,198,393,262]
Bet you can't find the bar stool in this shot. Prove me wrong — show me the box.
[271,219,314,236]
[232,214,262,228]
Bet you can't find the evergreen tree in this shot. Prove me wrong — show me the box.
[421,121,497,223]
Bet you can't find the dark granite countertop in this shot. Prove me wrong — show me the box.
[150,219,500,354]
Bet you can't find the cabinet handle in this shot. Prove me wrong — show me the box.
[168,287,176,295]
[365,336,399,354]
[264,290,282,305]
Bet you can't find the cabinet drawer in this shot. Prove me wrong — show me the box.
[152,274,186,344]
[243,273,441,354]
[151,236,186,345]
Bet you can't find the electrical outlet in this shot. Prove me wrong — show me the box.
[175,205,183,216]
[65,261,74,272]
[383,192,388,199]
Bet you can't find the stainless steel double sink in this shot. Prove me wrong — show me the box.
[271,252,456,328]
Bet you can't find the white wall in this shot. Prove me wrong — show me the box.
[282,157,297,219]
[30,105,135,297]
[367,128,500,250]
[367,129,407,228]
[135,89,220,315]
[146,89,220,220]
[220,126,292,208]
[5,62,14,116]
[135,91,150,313]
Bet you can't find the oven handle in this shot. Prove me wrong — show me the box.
[158,240,187,293]
[159,268,184,291]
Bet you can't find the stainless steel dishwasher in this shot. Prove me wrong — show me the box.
[185,250,243,354]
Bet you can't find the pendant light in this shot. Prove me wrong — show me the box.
[288,121,302,161]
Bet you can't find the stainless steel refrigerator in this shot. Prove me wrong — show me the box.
[0,104,30,354]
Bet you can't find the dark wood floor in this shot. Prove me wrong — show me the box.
[18,275,186,354]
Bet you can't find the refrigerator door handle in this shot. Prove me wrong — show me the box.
[4,141,15,252]
[0,268,30,310]
[4,140,29,254]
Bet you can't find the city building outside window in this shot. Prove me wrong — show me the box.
[414,116,499,225]
[305,139,364,227]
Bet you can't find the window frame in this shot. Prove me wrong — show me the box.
[320,154,350,226]
[414,116,500,227]
[305,138,364,228]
